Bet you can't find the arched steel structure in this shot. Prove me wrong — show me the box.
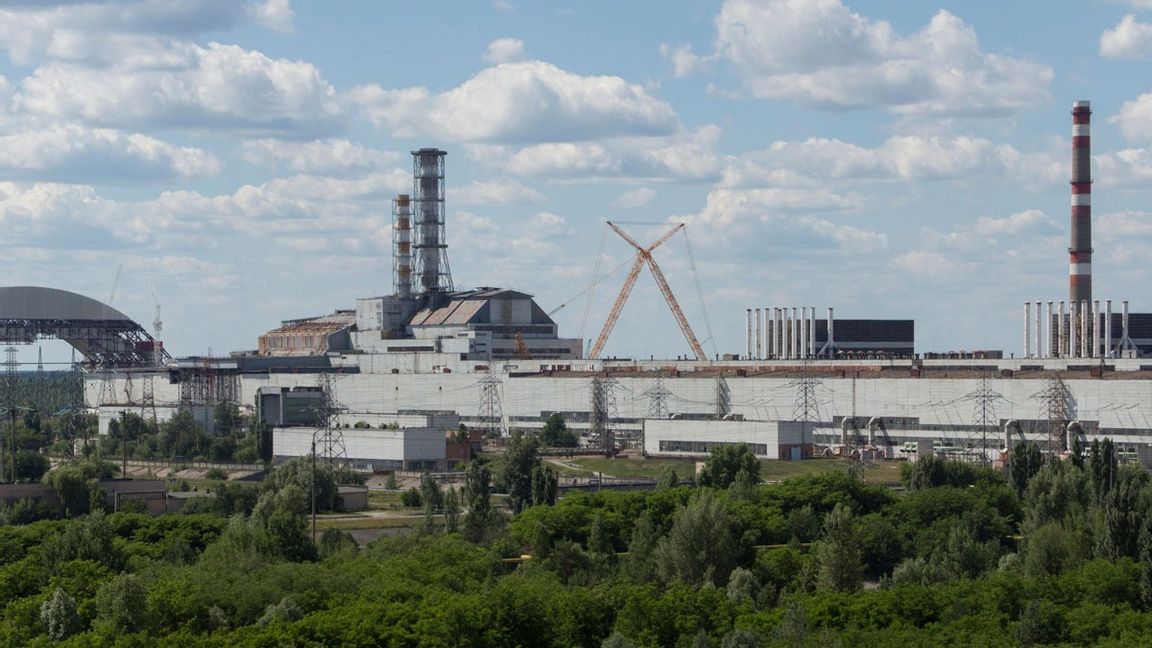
[0,286,169,367]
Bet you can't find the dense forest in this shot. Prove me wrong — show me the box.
[3,437,1152,647]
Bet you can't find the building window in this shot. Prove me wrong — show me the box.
[658,440,767,455]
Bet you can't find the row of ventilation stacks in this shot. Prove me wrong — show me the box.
[1023,298,1138,359]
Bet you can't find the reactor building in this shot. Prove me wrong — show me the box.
[31,102,1152,471]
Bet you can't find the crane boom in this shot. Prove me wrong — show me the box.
[588,221,708,361]
[644,256,707,360]
[588,256,645,359]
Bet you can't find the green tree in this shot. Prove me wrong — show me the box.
[444,486,461,533]
[1010,442,1044,497]
[531,463,558,506]
[13,451,50,482]
[624,511,660,582]
[587,511,614,555]
[726,566,760,604]
[1089,438,1118,503]
[653,490,737,587]
[698,443,760,489]
[501,432,540,514]
[540,413,578,447]
[658,465,680,489]
[40,586,80,641]
[256,596,303,627]
[421,474,443,530]
[95,573,148,633]
[463,460,495,542]
[813,503,863,592]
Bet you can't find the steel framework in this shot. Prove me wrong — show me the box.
[589,376,619,455]
[589,222,707,360]
[477,374,506,437]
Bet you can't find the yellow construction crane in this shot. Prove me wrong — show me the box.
[589,221,708,361]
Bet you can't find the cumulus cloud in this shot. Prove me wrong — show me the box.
[672,187,863,232]
[0,1,289,63]
[613,187,656,208]
[1098,210,1152,240]
[241,139,400,174]
[246,0,295,33]
[467,125,723,181]
[724,135,1063,188]
[16,43,342,135]
[484,38,527,64]
[974,209,1055,236]
[0,125,220,183]
[659,43,706,77]
[1114,93,1152,144]
[691,0,1051,115]
[892,250,973,279]
[1101,14,1152,58]
[452,179,546,205]
[350,60,678,144]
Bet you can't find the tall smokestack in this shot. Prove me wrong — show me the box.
[1070,101,1092,310]
[412,148,452,296]
[393,194,412,299]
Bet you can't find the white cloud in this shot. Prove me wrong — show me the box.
[974,209,1054,236]
[468,125,723,181]
[241,139,400,174]
[1098,210,1152,240]
[698,0,1051,115]
[892,250,972,279]
[452,179,546,205]
[673,187,863,231]
[351,60,678,144]
[246,0,295,33]
[15,43,341,135]
[0,1,286,64]
[724,135,1063,188]
[1114,93,1152,144]
[484,38,527,64]
[493,0,515,11]
[659,43,706,77]
[613,187,656,208]
[0,125,220,182]
[1101,14,1152,58]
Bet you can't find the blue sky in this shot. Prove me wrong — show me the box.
[3,0,1152,363]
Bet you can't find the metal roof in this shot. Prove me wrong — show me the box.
[0,286,134,322]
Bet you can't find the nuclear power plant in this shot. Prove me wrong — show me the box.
[4,102,1152,470]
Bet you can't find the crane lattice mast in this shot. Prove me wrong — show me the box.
[589,222,707,361]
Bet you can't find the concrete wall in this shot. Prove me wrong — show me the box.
[273,426,446,470]
[90,362,1152,453]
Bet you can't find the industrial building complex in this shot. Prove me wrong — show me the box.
[4,103,1152,471]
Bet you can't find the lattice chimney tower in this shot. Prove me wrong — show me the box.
[412,148,453,296]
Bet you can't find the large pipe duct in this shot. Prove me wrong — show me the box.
[1058,301,1066,358]
[755,308,762,360]
[791,307,799,360]
[1106,299,1113,358]
[1046,301,1055,358]
[1035,302,1043,359]
[1081,300,1090,358]
[1070,101,1093,314]
[746,309,753,359]
[1024,301,1032,357]
[809,307,817,359]
[1092,300,1101,358]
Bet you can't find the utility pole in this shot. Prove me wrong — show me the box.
[310,438,317,544]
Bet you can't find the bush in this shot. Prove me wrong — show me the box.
[204,468,228,481]
[401,487,423,508]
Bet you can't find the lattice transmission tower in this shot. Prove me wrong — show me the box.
[477,374,506,437]
[3,347,17,482]
[792,362,821,452]
[715,375,731,419]
[589,376,618,455]
[972,371,1000,466]
[313,374,347,465]
[1040,373,1070,455]
[645,374,671,419]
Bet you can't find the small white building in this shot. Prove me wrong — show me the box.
[643,418,812,460]
[273,426,447,471]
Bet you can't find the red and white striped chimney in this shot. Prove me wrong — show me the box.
[1070,101,1092,310]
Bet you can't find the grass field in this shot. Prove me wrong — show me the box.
[544,455,905,485]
